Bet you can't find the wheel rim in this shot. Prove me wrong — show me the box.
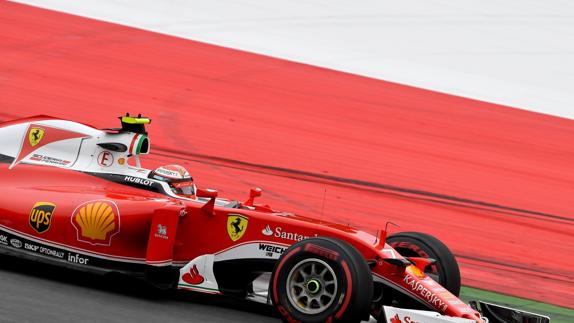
[286,258,338,315]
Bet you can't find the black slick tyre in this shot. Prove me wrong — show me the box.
[386,231,461,296]
[270,237,373,323]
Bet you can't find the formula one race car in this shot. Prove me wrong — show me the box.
[0,115,550,323]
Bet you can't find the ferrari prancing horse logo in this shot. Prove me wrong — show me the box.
[28,127,45,147]
[227,214,248,241]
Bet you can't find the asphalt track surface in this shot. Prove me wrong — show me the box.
[0,254,279,323]
[0,1,573,321]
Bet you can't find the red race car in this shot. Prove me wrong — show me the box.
[0,115,549,323]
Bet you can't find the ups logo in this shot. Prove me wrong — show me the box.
[29,202,56,234]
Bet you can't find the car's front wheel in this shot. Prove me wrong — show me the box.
[270,237,373,323]
[387,231,461,296]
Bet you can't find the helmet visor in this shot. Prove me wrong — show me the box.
[172,180,195,197]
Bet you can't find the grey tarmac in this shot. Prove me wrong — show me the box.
[0,255,278,323]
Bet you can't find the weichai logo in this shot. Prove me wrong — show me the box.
[29,202,56,234]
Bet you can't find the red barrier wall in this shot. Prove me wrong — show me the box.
[1,2,572,308]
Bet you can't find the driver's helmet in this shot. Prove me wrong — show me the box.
[149,164,195,198]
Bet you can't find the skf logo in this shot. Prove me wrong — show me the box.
[28,127,45,147]
[71,200,120,246]
[29,202,56,234]
[227,214,248,241]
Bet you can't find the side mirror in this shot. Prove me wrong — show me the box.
[196,188,218,199]
[198,188,218,216]
[243,187,262,206]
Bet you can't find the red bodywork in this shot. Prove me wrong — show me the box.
[0,116,483,322]
[0,163,482,321]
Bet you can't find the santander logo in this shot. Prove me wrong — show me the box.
[182,264,205,285]
[262,225,273,236]
[391,314,421,323]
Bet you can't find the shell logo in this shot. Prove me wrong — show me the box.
[71,200,120,246]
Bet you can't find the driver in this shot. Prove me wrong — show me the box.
[149,164,196,198]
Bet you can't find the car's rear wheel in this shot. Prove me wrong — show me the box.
[270,237,373,323]
[386,231,461,296]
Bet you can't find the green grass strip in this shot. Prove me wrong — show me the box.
[459,286,574,323]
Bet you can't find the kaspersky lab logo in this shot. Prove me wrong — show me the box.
[29,202,56,234]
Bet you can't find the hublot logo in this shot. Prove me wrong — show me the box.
[124,176,153,186]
